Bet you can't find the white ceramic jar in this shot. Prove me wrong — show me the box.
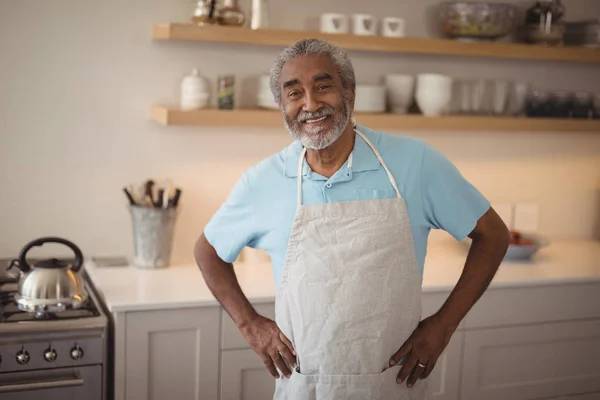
[180,68,209,110]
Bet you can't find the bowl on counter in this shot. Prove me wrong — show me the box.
[504,232,550,261]
[461,231,550,262]
[438,1,518,41]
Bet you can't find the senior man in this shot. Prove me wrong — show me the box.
[195,38,509,399]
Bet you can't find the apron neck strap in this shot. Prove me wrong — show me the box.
[297,129,402,207]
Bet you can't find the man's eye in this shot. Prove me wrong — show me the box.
[318,85,331,90]
[288,91,301,98]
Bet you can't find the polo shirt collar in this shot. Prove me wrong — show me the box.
[283,125,381,178]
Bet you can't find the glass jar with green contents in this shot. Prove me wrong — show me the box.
[217,75,235,110]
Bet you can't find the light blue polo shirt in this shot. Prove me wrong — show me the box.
[204,125,490,289]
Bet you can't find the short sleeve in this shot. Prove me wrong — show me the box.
[203,172,258,263]
[420,144,490,241]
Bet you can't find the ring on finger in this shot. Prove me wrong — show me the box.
[417,361,427,369]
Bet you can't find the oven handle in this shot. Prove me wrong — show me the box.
[0,373,84,393]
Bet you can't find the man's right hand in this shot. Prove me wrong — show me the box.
[240,315,297,379]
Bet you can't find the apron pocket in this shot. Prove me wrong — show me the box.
[276,365,428,400]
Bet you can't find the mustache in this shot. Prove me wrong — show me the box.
[296,107,335,123]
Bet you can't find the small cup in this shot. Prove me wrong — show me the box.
[381,17,405,37]
[352,14,376,36]
[320,13,349,34]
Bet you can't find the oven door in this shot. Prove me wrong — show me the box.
[0,365,101,400]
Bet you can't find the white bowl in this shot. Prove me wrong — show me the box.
[355,85,386,113]
[258,75,271,93]
[417,74,453,94]
[384,74,415,113]
[416,90,452,116]
[257,95,279,110]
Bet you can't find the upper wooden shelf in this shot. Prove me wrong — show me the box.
[150,105,600,132]
[153,23,600,64]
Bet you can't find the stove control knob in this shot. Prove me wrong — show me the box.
[70,346,84,360]
[44,347,57,362]
[16,349,30,365]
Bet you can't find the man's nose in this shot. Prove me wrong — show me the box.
[303,91,321,113]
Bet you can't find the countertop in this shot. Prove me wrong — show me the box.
[84,239,600,313]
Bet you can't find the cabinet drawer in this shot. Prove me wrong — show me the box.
[461,319,600,400]
[464,282,600,329]
[221,302,275,350]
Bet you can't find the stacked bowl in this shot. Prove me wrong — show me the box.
[415,74,453,116]
[257,75,278,110]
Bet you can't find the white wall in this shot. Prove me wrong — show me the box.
[1,0,599,263]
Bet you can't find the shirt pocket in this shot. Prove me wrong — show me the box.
[355,188,397,201]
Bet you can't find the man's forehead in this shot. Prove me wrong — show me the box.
[280,55,338,81]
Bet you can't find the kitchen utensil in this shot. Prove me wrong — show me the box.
[351,14,377,36]
[523,0,566,46]
[507,82,530,116]
[12,237,88,314]
[438,2,517,41]
[593,93,600,119]
[564,19,600,48]
[130,206,178,269]
[551,91,572,118]
[218,0,245,26]
[572,92,592,119]
[354,84,386,113]
[320,13,349,34]
[381,17,405,38]
[490,80,512,115]
[384,74,414,114]
[192,0,219,25]
[250,0,269,29]
[525,89,552,117]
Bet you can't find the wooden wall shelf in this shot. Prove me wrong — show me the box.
[150,106,600,132]
[152,23,600,64]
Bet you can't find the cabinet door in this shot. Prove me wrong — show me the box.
[429,330,463,400]
[125,307,220,400]
[220,349,276,400]
[461,319,600,400]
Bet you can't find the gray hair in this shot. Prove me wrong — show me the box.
[269,38,356,106]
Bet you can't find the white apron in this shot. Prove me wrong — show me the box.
[273,130,430,400]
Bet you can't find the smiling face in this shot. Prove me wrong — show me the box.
[279,55,354,150]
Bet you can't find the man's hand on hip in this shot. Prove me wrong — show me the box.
[389,313,455,388]
[241,315,297,379]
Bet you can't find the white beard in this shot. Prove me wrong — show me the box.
[283,97,352,150]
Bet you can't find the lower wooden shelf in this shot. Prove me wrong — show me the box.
[150,105,600,132]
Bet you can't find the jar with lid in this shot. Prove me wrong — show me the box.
[218,0,245,26]
[192,0,219,26]
[181,68,209,111]
[523,0,566,46]
[217,75,235,110]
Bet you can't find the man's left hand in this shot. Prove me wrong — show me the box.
[389,313,456,388]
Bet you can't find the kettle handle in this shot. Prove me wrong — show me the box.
[18,237,84,273]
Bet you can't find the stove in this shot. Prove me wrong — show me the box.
[0,258,108,400]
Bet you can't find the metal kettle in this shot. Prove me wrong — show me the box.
[11,237,88,314]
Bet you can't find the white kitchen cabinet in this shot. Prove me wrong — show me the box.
[461,319,600,400]
[220,349,276,400]
[123,307,220,400]
[429,330,463,400]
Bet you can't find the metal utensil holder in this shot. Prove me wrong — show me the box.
[129,206,178,269]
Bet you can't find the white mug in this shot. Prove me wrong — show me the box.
[320,13,349,34]
[352,14,376,36]
[382,17,405,38]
